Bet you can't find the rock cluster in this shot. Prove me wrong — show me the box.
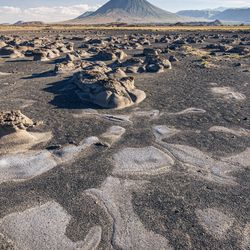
[73,65,146,109]
[0,110,34,133]
[144,54,172,73]
[1,31,248,111]
[0,36,74,60]
[54,52,81,74]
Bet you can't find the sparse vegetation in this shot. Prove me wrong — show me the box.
[199,59,217,68]
[0,24,250,32]
[181,45,209,57]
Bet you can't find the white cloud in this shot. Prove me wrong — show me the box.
[0,4,99,23]
[0,6,21,15]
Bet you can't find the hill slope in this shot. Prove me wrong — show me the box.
[78,11,94,19]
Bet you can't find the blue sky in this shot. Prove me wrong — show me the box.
[0,0,249,23]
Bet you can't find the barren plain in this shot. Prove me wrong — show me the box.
[0,26,249,250]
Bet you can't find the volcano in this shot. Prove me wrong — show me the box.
[70,0,189,24]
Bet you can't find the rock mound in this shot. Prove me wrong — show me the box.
[0,110,34,131]
[73,68,146,109]
[0,111,51,154]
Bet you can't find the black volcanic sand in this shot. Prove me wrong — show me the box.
[0,29,250,250]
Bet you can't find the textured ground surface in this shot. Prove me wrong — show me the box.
[0,29,249,250]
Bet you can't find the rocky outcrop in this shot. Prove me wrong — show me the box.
[0,111,51,154]
[73,68,146,109]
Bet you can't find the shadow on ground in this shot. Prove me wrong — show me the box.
[44,77,102,110]
[21,70,55,79]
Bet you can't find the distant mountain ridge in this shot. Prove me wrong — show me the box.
[212,8,250,23]
[176,10,220,19]
[14,20,44,26]
[177,7,250,23]
[70,0,191,24]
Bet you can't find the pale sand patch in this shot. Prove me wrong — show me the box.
[73,111,132,123]
[81,226,102,250]
[209,82,218,86]
[153,125,182,141]
[153,125,200,142]
[0,201,102,250]
[72,109,99,118]
[209,126,250,137]
[102,114,132,124]
[242,223,250,250]
[211,87,246,101]
[113,146,174,178]
[0,130,52,154]
[0,136,99,184]
[85,177,172,250]
[0,232,17,250]
[160,143,239,185]
[0,72,11,76]
[52,136,99,163]
[222,148,250,168]
[153,124,246,184]
[167,107,206,116]
[72,109,160,124]
[133,109,160,119]
[0,126,126,184]
[0,151,57,184]
[196,208,235,240]
[99,126,126,147]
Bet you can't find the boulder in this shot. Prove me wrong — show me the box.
[95,50,117,61]
[33,50,48,61]
[144,55,172,73]
[77,50,91,58]
[122,58,144,67]
[46,50,58,59]
[108,68,127,79]
[87,38,105,45]
[0,41,7,48]
[54,61,76,74]
[143,48,159,57]
[0,110,34,133]
[82,62,112,74]
[65,53,80,62]
[114,49,127,60]
[126,66,140,74]
[228,46,249,55]
[33,38,43,47]
[218,44,234,52]
[169,55,179,62]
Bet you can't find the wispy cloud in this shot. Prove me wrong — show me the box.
[0,4,99,23]
[154,0,250,12]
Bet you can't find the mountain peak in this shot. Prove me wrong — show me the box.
[71,0,188,24]
[93,0,171,17]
